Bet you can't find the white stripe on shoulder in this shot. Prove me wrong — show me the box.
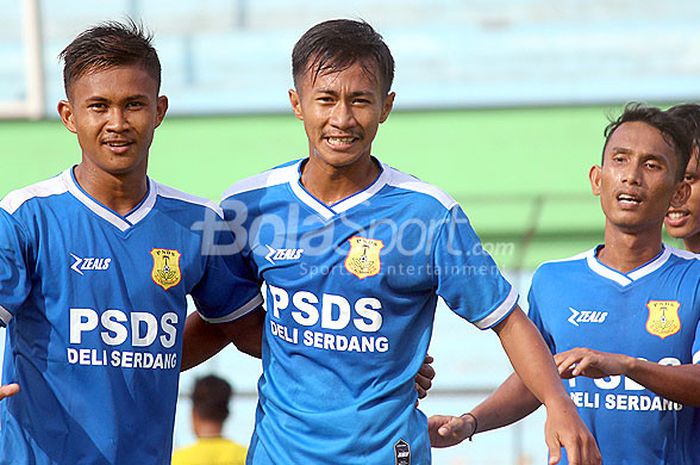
[0,174,68,215]
[199,293,263,324]
[538,249,592,266]
[666,246,700,260]
[222,164,298,200]
[384,166,458,210]
[155,183,223,218]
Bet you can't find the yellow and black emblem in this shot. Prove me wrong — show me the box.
[645,300,681,339]
[345,236,384,280]
[150,248,182,291]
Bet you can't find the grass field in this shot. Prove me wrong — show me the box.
[2,105,664,267]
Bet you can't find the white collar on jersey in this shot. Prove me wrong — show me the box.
[289,158,391,220]
[585,245,671,286]
[61,168,157,232]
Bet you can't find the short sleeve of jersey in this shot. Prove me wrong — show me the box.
[0,209,32,326]
[190,214,262,323]
[526,283,556,353]
[434,205,517,329]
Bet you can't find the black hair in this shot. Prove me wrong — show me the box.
[59,19,161,96]
[292,19,395,95]
[602,102,693,181]
[191,375,232,423]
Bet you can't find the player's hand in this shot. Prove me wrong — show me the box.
[544,397,601,465]
[0,383,20,400]
[427,413,476,448]
[555,348,631,379]
[415,354,435,399]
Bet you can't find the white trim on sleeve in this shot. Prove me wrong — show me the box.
[693,351,700,365]
[199,293,263,324]
[473,286,518,330]
[0,305,12,326]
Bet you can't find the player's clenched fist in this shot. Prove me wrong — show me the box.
[427,413,476,448]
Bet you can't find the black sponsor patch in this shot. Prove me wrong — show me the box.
[394,439,410,465]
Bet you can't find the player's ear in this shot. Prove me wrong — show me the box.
[289,89,303,121]
[670,179,691,208]
[379,92,395,124]
[589,165,602,196]
[154,95,169,128]
[57,100,77,134]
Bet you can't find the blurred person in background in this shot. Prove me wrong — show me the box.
[184,18,599,465]
[429,103,700,465]
[172,375,247,465]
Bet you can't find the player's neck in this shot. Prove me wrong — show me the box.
[300,154,380,206]
[74,162,149,216]
[683,234,700,254]
[193,419,224,439]
[599,224,663,273]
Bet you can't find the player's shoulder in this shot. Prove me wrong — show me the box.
[382,163,458,211]
[533,249,592,279]
[153,181,223,218]
[0,171,69,216]
[666,245,700,262]
[221,159,299,201]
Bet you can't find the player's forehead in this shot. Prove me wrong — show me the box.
[67,64,158,99]
[301,57,384,94]
[604,121,676,160]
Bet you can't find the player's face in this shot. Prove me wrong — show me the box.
[590,121,689,234]
[289,60,394,170]
[57,65,168,177]
[665,146,700,242]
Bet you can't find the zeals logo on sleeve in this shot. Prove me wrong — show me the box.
[67,308,179,370]
[267,284,389,353]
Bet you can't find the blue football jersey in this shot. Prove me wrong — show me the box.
[528,246,700,465]
[221,159,517,465]
[0,168,262,465]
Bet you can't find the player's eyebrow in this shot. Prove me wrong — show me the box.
[611,147,669,161]
[315,88,375,98]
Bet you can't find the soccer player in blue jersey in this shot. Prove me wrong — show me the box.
[429,104,700,465]
[184,19,600,465]
[0,21,263,464]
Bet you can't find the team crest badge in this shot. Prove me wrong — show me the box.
[645,300,681,339]
[150,249,182,290]
[345,236,384,279]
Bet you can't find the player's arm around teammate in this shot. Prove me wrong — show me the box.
[180,311,437,397]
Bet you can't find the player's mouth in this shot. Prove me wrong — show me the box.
[616,192,642,209]
[665,209,690,228]
[324,134,359,150]
[102,139,134,155]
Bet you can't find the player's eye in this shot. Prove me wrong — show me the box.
[88,103,107,111]
[353,98,371,105]
[316,96,334,103]
[126,101,145,109]
[684,173,695,182]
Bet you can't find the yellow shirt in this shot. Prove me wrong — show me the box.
[172,437,247,465]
